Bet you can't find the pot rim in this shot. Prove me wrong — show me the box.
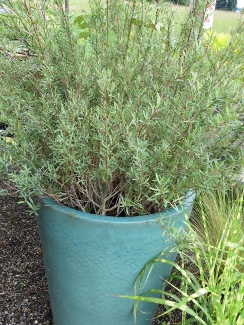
[36,191,195,223]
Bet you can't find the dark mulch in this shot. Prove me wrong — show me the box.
[0,193,53,325]
[0,187,191,325]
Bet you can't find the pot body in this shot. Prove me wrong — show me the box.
[36,193,194,325]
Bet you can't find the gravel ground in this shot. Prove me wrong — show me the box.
[0,188,190,325]
[0,193,53,325]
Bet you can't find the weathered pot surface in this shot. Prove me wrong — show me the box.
[36,192,195,325]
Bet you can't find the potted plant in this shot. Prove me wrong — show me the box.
[0,0,243,324]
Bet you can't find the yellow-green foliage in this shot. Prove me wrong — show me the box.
[204,31,231,51]
[204,31,244,81]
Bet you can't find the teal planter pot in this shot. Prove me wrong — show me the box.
[36,193,195,325]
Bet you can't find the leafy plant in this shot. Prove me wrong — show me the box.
[204,31,231,51]
[191,187,244,273]
[0,0,244,216]
[204,31,244,82]
[121,189,244,324]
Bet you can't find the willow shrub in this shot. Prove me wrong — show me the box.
[0,0,244,216]
[122,189,244,324]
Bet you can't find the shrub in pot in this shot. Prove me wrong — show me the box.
[0,0,244,324]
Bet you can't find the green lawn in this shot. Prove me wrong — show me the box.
[69,0,242,33]
[69,0,90,12]
[212,9,242,32]
[173,4,242,33]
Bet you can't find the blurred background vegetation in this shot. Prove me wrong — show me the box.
[0,0,241,33]
[68,0,243,33]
